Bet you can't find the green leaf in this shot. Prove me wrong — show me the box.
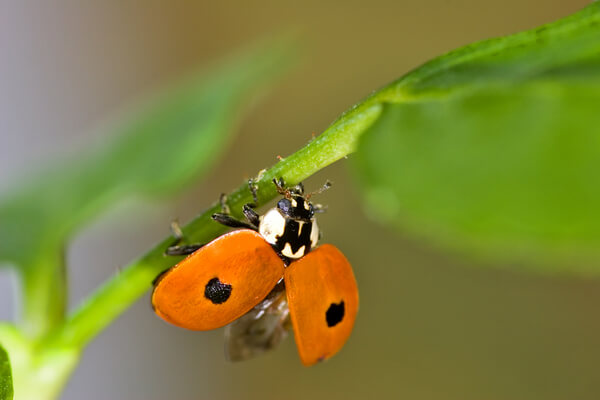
[373,3,600,102]
[353,3,600,272]
[0,36,294,336]
[0,345,13,400]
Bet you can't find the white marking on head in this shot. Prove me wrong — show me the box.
[259,208,286,245]
[282,242,305,258]
[303,200,310,210]
[290,198,298,208]
[310,218,319,248]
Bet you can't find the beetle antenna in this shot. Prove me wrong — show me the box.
[306,180,332,200]
[272,177,292,198]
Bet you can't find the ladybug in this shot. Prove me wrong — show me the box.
[152,178,358,366]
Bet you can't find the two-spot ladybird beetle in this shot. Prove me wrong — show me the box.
[151,178,358,366]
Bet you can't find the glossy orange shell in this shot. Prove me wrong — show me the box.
[284,244,359,366]
[152,229,285,331]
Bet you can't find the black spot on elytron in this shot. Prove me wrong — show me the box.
[204,278,232,304]
[326,301,345,327]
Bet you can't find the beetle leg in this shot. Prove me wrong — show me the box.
[247,179,259,207]
[243,204,260,227]
[165,244,204,256]
[219,193,231,214]
[212,186,258,230]
[164,220,205,256]
[212,213,257,230]
[170,220,184,241]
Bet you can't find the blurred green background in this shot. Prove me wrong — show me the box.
[1,1,598,399]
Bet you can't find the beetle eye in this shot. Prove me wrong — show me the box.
[277,198,291,214]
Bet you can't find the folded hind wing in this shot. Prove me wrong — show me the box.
[225,282,291,361]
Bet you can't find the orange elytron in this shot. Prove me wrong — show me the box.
[285,244,358,365]
[152,178,359,366]
[152,230,284,331]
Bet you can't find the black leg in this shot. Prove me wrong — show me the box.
[243,204,260,227]
[165,244,204,256]
[164,220,205,256]
[212,213,257,230]
[212,183,260,230]
[247,179,258,207]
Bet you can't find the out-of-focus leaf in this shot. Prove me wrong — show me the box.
[356,83,600,271]
[0,36,294,334]
[0,345,12,400]
[0,37,293,272]
[353,4,600,272]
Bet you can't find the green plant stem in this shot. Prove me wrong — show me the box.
[48,102,382,350]
[0,323,79,400]
[21,254,66,340]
